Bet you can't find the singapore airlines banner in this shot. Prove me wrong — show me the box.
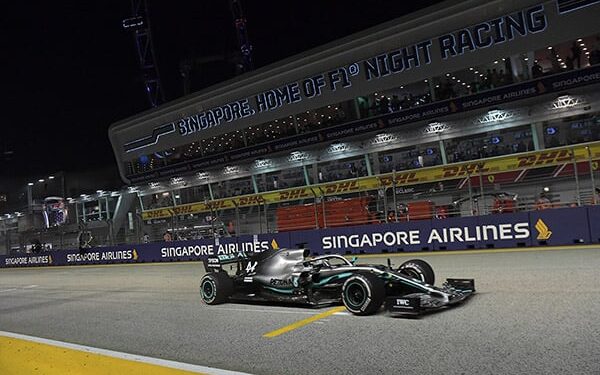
[1,207,598,268]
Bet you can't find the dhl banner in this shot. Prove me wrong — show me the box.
[142,142,600,220]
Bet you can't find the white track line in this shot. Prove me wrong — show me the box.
[0,288,17,293]
[333,311,352,316]
[210,306,320,315]
[23,284,39,289]
[0,331,252,375]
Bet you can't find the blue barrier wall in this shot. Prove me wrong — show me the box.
[1,207,598,268]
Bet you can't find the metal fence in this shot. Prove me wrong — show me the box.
[2,145,598,254]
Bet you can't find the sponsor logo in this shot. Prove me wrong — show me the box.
[208,201,230,209]
[270,278,293,286]
[517,150,571,168]
[144,209,170,220]
[361,297,372,312]
[237,196,264,206]
[162,245,215,258]
[279,188,311,200]
[396,299,411,307]
[271,239,280,250]
[442,163,489,178]
[322,223,531,249]
[323,181,360,194]
[66,250,136,263]
[4,255,52,266]
[535,219,552,240]
[379,172,420,186]
[245,261,258,273]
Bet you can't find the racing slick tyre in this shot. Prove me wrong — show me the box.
[398,259,435,285]
[341,273,385,316]
[200,272,234,305]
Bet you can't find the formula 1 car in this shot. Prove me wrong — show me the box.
[200,248,474,316]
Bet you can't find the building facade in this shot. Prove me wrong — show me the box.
[105,0,600,239]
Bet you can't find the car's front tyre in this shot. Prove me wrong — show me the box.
[200,272,233,305]
[341,273,385,315]
[398,259,435,285]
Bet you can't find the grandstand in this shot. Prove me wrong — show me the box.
[2,0,600,252]
[106,0,600,242]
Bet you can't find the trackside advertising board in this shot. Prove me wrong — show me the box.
[1,207,597,268]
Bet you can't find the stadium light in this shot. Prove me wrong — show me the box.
[372,133,398,145]
[288,151,308,162]
[424,122,450,134]
[552,94,581,109]
[27,182,34,186]
[327,143,348,153]
[223,165,239,175]
[477,109,513,124]
[122,16,144,29]
[254,159,272,169]
[170,177,185,185]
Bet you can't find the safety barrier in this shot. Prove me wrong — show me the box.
[2,206,599,268]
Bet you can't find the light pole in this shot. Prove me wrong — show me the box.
[27,182,34,214]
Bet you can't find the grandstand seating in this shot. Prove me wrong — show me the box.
[276,197,377,231]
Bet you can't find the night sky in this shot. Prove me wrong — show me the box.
[1,0,442,179]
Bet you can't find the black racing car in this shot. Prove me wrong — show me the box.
[200,248,474,316]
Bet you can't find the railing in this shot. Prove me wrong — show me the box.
[135,141,599,242]
[2,141,598,253]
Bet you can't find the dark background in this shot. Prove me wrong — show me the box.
[0,0,442,178]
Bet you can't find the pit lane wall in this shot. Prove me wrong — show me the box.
[2,206,599,268]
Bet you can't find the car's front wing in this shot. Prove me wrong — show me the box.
[386,278,475,316]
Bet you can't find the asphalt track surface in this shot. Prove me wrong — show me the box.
[1,247,599,375]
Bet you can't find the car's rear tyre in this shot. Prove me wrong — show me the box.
[341,273,385,316]
[398,259,435,285]
[200,272,233,305]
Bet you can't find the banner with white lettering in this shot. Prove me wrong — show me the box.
[0,207,597,268]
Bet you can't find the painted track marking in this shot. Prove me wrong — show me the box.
[0,331,251,375]
[211,306,321,315]
[0,285,40,293]
[263,306,346,338]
